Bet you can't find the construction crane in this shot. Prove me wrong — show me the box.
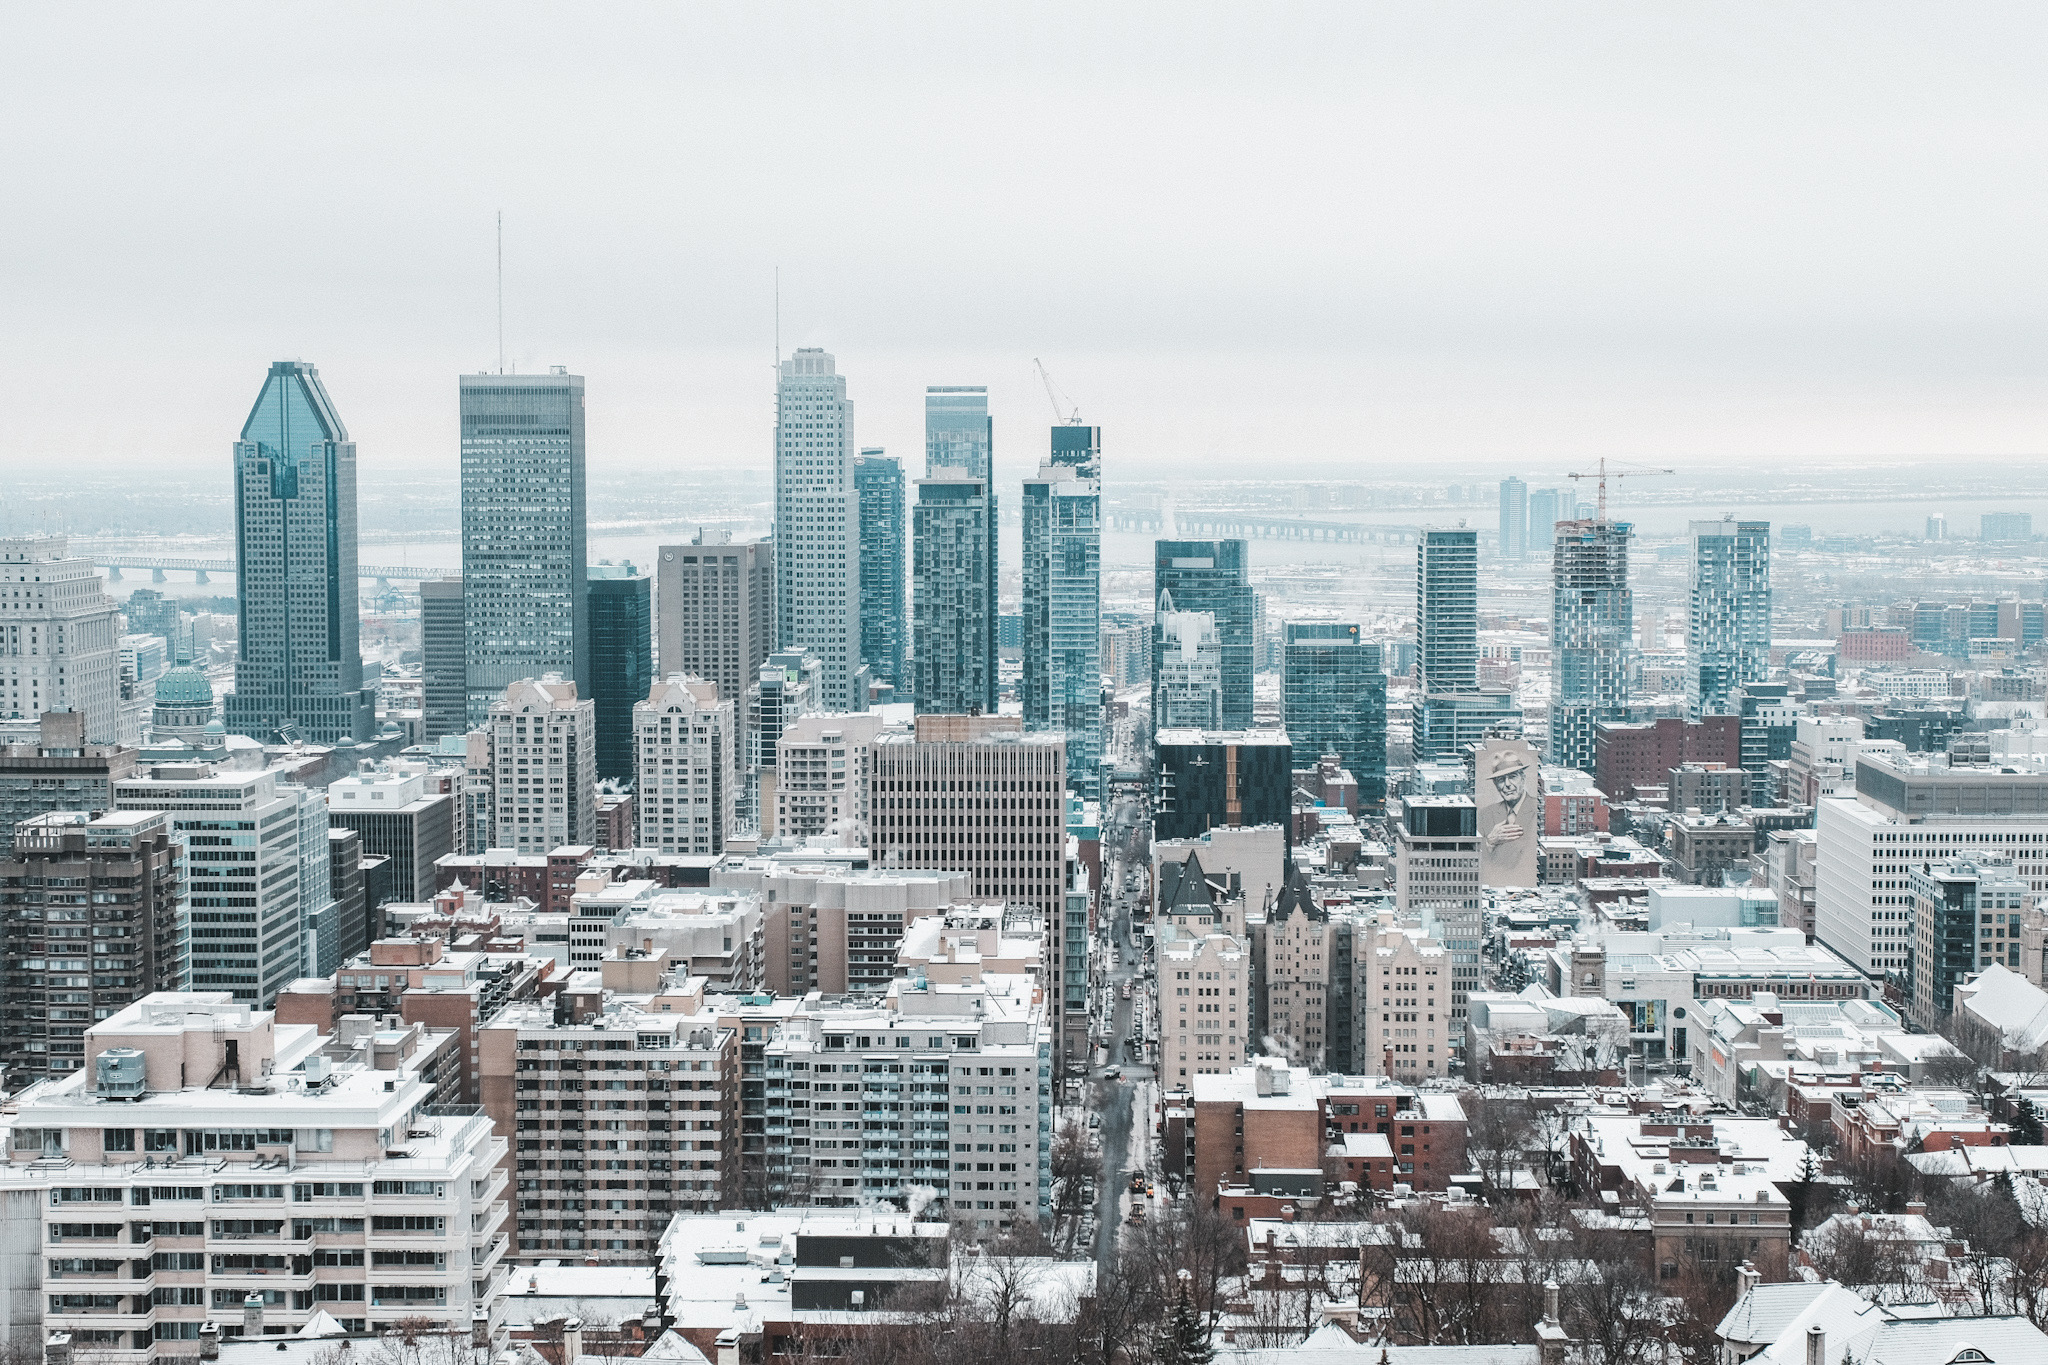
[1034,357,1082,425]
[1565,457,1674,522]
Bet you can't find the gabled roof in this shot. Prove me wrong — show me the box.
[1272,865,1324,924]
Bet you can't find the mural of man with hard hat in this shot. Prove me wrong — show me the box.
[1477,738,1541,887]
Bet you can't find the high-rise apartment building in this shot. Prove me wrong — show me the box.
[224,362,372,743]
[0,537,120,742]
[487,675,596,853]
[112,763,331,1004]
[1282,623,1387,809]
[1022,424,1103,797]
[0,711,138,834]
[854,451,907,696]
[870,716,1070,1065]
[746,646,823,831]
[587,562,652,782]
[0,811,184,1082]
[1908,853,2030,1030]
[461,369,589,723]
[1687,518,1772,720]
[775,349,861,710]
[656,530,774,709]
[1,992,511,1344]
[764,712,895,843]
[1527,488,1562,552]
[1498,478,1529,560]
[912,473,995,715]
[419,576,468,743]
[1416,529,1478,696]
[1550,519,1634,773]
[1154,540,1254,730]
[1156,611,1223,730]
[634,674,735,855]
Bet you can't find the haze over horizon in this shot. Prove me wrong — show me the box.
[6,3,2048,484]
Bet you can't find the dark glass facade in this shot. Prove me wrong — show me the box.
[854,451,906,692]
[1282,623,1387,810]
[1153,733,1294,846]
[587,566,652,781]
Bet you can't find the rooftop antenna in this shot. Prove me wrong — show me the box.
[496,210,505,375]
[775,266,781,372]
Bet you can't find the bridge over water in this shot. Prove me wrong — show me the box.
[95,557,453,586]
[1105,511,1421,545]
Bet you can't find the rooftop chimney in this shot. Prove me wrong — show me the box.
[562,1318,583,1365]
[243,1293,264,1338]
[199,1323,220,1361]
[1737,1260,1760,1297]
[44,1333,71,1365]
[1806,1325,1824,1365]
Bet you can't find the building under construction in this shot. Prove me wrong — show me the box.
[1550,518,1634,773]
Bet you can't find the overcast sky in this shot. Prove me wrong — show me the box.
[5,3,2047,486]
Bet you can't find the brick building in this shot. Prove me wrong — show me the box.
[1594,716,1742,803]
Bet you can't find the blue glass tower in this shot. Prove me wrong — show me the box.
[854,449,906,695]
[1153,540,1254,730]
[587,563,651,781]
[925,387,996,705]
[912,473,994,714]
[1549,519,1633,772]
[1024,424,1103,796]
[225,361,372,744]
[1282,622,1387,810]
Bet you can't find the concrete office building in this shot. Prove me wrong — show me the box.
[111,764,332,1004]
[1498,477,1528,560]
[587,562,652,782]
[1282,623,1387,810]
[0,538,119,742]
[925,386,998,706]
[326,767,456,904]
[0,811,185,1083]
[327,826,368,963]
[870,716,1070,1068]
[775,349,861,710]
[1687,518,1772,720]
[486,675,596,854]
[1022,424,1103,797]
[1817,751,2048,980]
[634,674,735,856]
[1908,854,2031,1030]
[1550,519,1634,773]
[656,530,775,709]
[0,711,138,835]
[854,451,907,697]
[223,363,373,743]
[707,862,986,996]
[461,369,588,723]
[1153,541,1254,730]
[0,992,511,1351]
[1391,797,1483,1058]
[1153,729,1294,847]
[418,577,467,743]
[911,472,996,715]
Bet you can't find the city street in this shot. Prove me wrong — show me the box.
[1090,787,1155,1270]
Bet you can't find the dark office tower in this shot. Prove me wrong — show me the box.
[1416,530,1479,695]
[224,361,372,744]
[1,811,184,1082]
[1023,424,1103,796]
[1152,730,1294,846]
[1527,488,1562,553]
[1153,540,1254,730]
[327,827,368,961]
[1687,518,1772,721]
[1499,478,1528,560]
[926,387,997,702]
[461,369,588,724]
[587,562,652,782]
[1282,623,1387,810]
[419,577,467,743]
[1550,519,1634,773]
[912,473,995,715]
[854,450,907,695]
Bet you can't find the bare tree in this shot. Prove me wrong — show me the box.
[1800,1214,1926,1305]
[1464,1091,1535,1194]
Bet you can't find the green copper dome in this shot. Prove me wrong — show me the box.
[154,666,214,706]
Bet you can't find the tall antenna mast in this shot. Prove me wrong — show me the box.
[774,266,781,371]
[496,211,505,375]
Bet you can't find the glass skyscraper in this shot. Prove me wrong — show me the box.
[460,369,588,723]
[587,562,652,781]
[912,473,994,715]
[854,449,906,696]
[1549,519,1634,772]
[1153,539,1254,730]
[225,360,373,744]
[1498,477,1528,560]
[1416,528,1520,762]
[1282,622,1387,809]
[924,387,995,705]
[1527,487,1562,553]
[775,349,861,710]
[1023,424,1103,796]
[1688,518,1772,720]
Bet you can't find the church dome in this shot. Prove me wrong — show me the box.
[154,666,214,706]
